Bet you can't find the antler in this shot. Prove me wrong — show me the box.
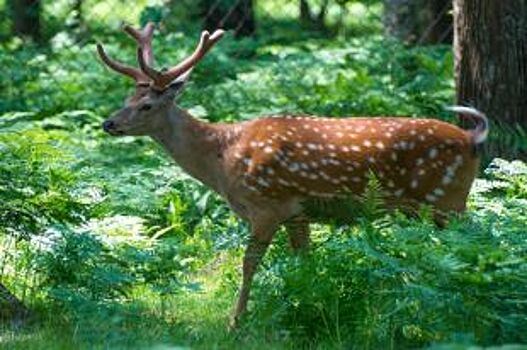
[123,22,155,65]
[96,22,156,85]
[137,29,225,90]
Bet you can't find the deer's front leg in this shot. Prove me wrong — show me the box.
[232,220,277,327]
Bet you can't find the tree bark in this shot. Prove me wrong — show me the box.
[299,0,329,30]
[0,282,30,326]
[454,0,527,129]
[384,0,452,45]
[9,0,41,42]
[316,0,330,26]
[72,0,84,31]
[200,0,256,38]
[300,0,313,25]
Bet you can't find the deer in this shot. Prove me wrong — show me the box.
[96,23,489,327]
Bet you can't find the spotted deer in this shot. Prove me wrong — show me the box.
[97,23,489,326]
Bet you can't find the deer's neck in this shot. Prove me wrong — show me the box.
[150,106,234,194]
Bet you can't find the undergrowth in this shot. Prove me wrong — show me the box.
[1,10,527,350]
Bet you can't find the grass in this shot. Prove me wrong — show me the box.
[1,3,527,349]
[1,253,292,350]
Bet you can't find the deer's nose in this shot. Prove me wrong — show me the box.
[102,120,115,132]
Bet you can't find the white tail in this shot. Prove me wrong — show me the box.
[97,24,489,327]
[446,106,489,145]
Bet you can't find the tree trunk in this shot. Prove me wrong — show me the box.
[299,0,329,30]
[200,0,256,38]
[9,0,41,42]
[0,282,30,326]
[316,0,329,27]
[454,1,527,129]
[300,0,313,25]
[72,0,84,31]
[384,0,452,45]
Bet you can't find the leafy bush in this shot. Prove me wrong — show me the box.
[1,13,526,349]
[249,159,527,348]
[0,114,90,239]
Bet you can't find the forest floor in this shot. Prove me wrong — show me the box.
[1,24,527,349]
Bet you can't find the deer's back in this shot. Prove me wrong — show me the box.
[229,115,479,215]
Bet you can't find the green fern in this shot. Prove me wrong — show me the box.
[359,171,387,221]
[303,171,387,225]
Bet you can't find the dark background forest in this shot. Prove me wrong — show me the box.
[1,1,527,349]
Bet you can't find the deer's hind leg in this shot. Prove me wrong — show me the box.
[284,214,311,253]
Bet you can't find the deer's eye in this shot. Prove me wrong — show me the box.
[139,104,152,111]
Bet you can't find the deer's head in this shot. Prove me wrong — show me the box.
[97,23,224,136]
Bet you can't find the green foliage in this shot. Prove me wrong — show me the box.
[250,160,527,348]
[0,115,89,239]
[1,7,526,349]
[303,171,386,224]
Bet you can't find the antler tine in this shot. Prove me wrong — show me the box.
[123,22,155,65]
[96,43,150,84]
[161,29,225,85]
[137,46,162,82]
[138,29,225,90]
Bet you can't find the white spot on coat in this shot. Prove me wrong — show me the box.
[425,194,437,202]
[433,188,445,196]
[278,178,290,186]
[288,163,299,172]
[394,189,404,197]
[429,148,438,159]
[247,185,259,192]
[442,176,453,185]
[257,177,270,187]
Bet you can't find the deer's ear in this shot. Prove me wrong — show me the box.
[164,69,192,99]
